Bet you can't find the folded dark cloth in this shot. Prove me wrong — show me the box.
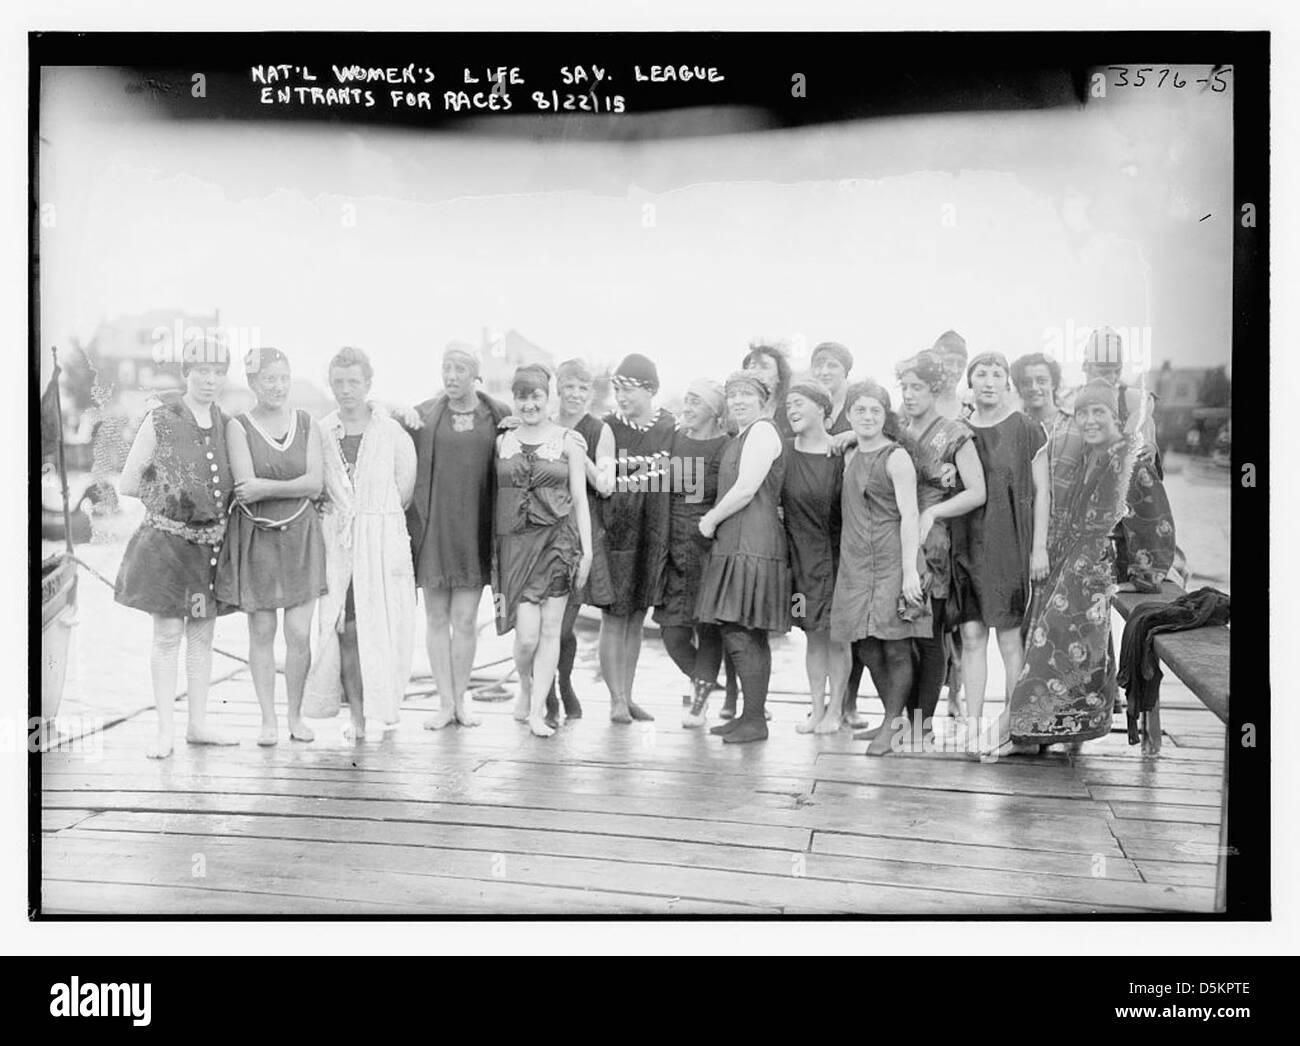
[1117,586,1230,744]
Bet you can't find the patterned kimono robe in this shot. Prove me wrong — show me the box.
[1009,435,1176,744]
[304,408,418,725]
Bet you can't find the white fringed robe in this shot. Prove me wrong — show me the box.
[305,408,417,723]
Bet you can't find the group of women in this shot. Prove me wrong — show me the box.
[113,326,1176,759]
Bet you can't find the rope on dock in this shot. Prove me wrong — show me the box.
[70,553,512,681]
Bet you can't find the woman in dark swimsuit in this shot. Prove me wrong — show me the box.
[694,372,793,745]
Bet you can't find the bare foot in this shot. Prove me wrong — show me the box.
[796,714,820,734]
[610,701,633,724]
[185,723,239,746]
[423,706,457,730]
[627,701,655,722]
[983,740,1041,760]
[852,724,882,741]
[814,715,842,735]
[289,721,315,743]
[145,732,175,759]
[527,715,555,738]
[721,719,768,744]
[257,724,278,747]
[454,704,482,728]
[512,693,530,723]
[865,729,895,756]
[845,711,872,729]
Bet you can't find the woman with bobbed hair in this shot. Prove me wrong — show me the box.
[780,380,849,733]
[695,371,792,744]
[115,335,240,757]
[742,340,794,438]
[947,351,1049,750]
[401,347,513,731]
[658,379,730,729]
[542,357,615,726]
[217,346,327,746]
[304,346,417,740]
[829,380,930,756]
[894,350,986,744]
[492,364,593,738]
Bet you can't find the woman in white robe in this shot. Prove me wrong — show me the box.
[305,348,417,736]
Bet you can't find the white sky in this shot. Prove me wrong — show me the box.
[39,65,1233,402]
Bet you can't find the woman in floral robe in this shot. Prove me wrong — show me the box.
[1003,380,1176,748]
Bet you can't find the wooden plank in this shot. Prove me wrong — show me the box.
[1088,785,1221,808]
[1134,859,1219,889]
[50,822,1142,915]
[1072,767,1225,789]
[1111,583,1229,722]
[1070,747,1224,767]
[42,764,1107,819]
[1111,836,1219,865]
[41,771,1126,859]
[1165,733,1227,750]
[41,790,814,852]
[44,835,767,915]
[812,754,1092,799]
[41,809,98,833]
[800,848,1211,913]
[1108,802,1220,826]
[40,880,450,916]
[1107,818,1219,843]
[40,748,487,777]
[1149,632,1229,721]
[40,774,821,833]
[811,831,1142,881]
[1111,582,1187,619]
[472,759,815,796]
[1108,820,1223,865]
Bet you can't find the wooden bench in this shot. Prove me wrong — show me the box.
[1112,581,1230,725]
[1112,579,1230,911]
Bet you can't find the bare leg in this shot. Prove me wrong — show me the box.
[798,629,829,733]
[526,597,567,737]
[623,609,653,721]
[340,617,364,739]
[247,610,280,745]
[283,601,315,741]
[146,615,183,758]
[843,659,870,728]
[980,627,1029,755]
[960,620,990,751]
[816,637,852,734]
[512,602,549,734]
[600,612,631,722]
[183,617,236,745]
[448,587,483,726]
[421,587,457,730]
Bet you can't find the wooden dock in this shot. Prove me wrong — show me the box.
[39,652,1227,916]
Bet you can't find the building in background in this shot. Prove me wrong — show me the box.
[1151,361,1231,455]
